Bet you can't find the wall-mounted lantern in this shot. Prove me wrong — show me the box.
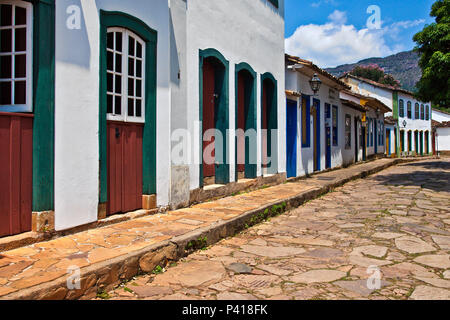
[309,73,322,96]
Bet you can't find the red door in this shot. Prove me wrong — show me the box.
[107,122,143,215]
[203,60,215,178]
[0,113,32,237]
[262,83,268,169]
[237,72,246,174]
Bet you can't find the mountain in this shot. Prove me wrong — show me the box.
[325,50,421,92]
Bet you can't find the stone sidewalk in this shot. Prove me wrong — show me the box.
[103,158,450,300]
[0,158,419,299]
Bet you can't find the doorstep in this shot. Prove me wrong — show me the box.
[0,157,428,299]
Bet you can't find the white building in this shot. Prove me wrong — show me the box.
[341,74,432,157]
[431,109,450,154]
[0,0,285,237]
[284,55,388,179]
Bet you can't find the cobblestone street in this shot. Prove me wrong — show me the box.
[104,159,450,300]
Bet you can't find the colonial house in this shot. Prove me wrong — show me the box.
[341,74,432,157]
[339,90,391,161]
[284,55,388,178]
[0,0,285,238]
[431,109,450,154]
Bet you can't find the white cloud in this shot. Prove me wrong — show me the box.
[285,14,425,68]
[328,10,347,25]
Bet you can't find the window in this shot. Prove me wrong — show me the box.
[0,1,32,112]
[345,114,351,149]
[399,99,404,118]
[407,101,412,119]
[425,105,430,121]
[420,104,424,120]
[332,105,338,146]
[301,96,310,148]
[415,103,420,119]
[106,28,145,123]
[325,103,331,119]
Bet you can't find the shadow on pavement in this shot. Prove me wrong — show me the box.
[373,160,450,192]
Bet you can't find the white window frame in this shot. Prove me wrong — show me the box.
[106,27,145,124]
[0,0,33,113]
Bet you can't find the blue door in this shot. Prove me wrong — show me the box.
[313,99,321,172]
[374,120,378,154]
[286,100,297,178]
[325,104,331,169]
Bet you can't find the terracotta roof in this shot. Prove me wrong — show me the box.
[432,108,450,116]
[436,121,450,128]
[285,90,302,97]
[340,74,419,98]
[340,99,368,112]
[384,116,396,125]
[286,54,350,90]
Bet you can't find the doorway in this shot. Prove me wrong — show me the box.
[261,74,277,175]
[201,52,229,186]
[386,128,391,156]
[312,99,321,172]
[236,65,256,180]
[286,99,297,178]
[354,118,358,163]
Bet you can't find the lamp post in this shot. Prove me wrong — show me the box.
[309,73,322,96]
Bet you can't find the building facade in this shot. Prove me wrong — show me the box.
[284,55,388,179]
[0,0,285,237]
[341,74,432,157]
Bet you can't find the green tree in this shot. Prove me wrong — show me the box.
[413,0,450,108]
[348,64,401,87]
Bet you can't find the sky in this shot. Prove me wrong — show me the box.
[285,0,436,68]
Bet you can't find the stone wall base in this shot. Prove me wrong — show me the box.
[190,173,287,205]
[32,211,55,233]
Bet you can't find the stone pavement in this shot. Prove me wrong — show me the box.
[101,159,450,300]
[0,157,441,300]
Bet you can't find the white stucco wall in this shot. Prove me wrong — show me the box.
[397,92,432,155]
[186,0,285,189]
[432,109,450,123]
[436,127,450,151]
[54,0,171,231]
[285,70,362,177]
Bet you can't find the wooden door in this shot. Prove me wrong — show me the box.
[202,60,216,178]
[237,73,246,174]
[0,114,32,237]
[107,122,143,215]
[286,100,297,178]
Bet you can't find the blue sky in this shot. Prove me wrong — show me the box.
[285,0,435,68]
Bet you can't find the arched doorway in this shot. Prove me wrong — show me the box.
[199,49,229,186]
[235,63,257,180]
[261,73,278,176]
[99,12,157,216]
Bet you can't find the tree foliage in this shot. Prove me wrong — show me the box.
[348,64,401,88]
[413,0,450,108]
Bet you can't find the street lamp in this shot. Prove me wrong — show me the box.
[309,73,322,96]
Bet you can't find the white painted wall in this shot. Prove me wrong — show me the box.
[285,69,364,177]
[432,109,450,123]
[436,128,450,151]
[54,0,171,231]
[186,0,285,189]
[397,92,432,155]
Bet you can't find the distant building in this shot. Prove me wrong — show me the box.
[341,74,432,157]
[285,55,390,179]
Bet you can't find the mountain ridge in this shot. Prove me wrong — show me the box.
[325,50,421,92]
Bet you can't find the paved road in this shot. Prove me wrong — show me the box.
[102,159,450,300]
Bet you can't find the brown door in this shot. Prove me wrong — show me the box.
[202,60,216,178]
[237,72,246,174]
[0,114,32,237]
[107,122,143,215]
